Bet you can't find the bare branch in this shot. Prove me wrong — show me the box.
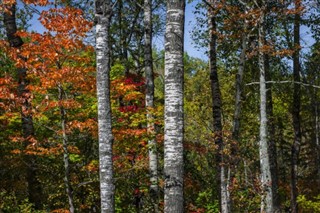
[246,80,320,89]
[202,0,214,11]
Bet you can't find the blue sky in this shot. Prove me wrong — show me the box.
[28,0,208,61]
[152,0,208,60]
[184,0,208,60]
[28,0,314,62]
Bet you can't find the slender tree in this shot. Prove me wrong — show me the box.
[232,29,247,144]
[95,0,115,212]
[258,2,274,212]
[144,0,159,211]
[207,0,229,212]
[231,21,247,213]
[291,0,302,212]
[265,53,280,211]
[58,85,75,213]
[164,0,185,212]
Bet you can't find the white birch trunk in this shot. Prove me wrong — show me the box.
[258,7,274,213]
[144,0,159,211]
[95,1,115,212]
[221,165,230,213]
[164,0,185,212]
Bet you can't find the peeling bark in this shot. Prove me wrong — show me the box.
[164,0,185,212]
[95,0,115,212]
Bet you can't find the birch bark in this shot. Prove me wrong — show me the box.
[144,0,159,211]
[95,0,115,212]
[258,4,274,212]
[164,0,185,212]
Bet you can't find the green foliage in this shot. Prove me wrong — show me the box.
[297,195,320,213]
[195,191,219,213]
[111,63,126,80]
[0,191,46,213]
[0,48,15,74]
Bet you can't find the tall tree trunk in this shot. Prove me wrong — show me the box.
[232,31,247,142]
[310,88,320,188]
[144,0,159,211]
[164,0,185,212]
[58,85,75,213]
[316,103,320,188]
[258,5,274,212]
[208,1,230,212]
[265,54,280,211]
[95,0,115,212]
[3,4,42,209]
[291,0,302,212]
[231,28,247,212]
[117,0,129,75]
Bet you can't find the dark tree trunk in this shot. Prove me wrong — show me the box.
[290,1,302,212]
[208,1,229,212]
[3,4,42,209]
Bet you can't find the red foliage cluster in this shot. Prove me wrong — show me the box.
[118,104,139,113]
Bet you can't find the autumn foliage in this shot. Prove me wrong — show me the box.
[1,0,320,212]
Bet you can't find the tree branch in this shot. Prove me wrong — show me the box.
[246,80,320,89]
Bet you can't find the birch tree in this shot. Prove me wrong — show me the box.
[144,0,159,211]
[164,0,185,212]
[95,0,115,212]
[258,2,274,212]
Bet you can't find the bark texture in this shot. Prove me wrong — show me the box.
[316,104,320,187]
[208,1,230,212]
[58,86,75,213]
[265,54,280,212]
[164,0,185,212]
[258,5,274,212]
[95,0,115,212]
[3,4,42,209]
[232,32,247,142]
[290,0,302,212]
[144,0,159,211]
